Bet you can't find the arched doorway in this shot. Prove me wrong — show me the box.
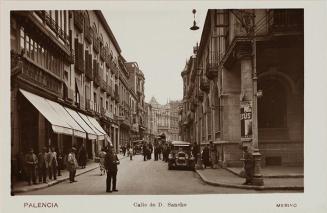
[258,77,287,129]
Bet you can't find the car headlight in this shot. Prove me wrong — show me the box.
[168,154,173,159]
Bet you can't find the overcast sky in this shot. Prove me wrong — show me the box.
[103,7,206,105]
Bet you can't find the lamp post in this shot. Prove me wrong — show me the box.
[232,9,264,185]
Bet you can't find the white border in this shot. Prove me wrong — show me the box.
[1,1,327,213]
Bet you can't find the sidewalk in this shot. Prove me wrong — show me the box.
[12,154,127,195]
[195,167,304,191]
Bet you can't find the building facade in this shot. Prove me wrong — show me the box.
[10,10,147,180]
[180,9,304,167]
[149,97,181,141]
[125,62,146,141]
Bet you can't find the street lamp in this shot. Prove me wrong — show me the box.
[190,9,200,31]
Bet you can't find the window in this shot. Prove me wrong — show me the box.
[20,27,25,51]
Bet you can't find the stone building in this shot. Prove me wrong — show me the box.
[125,62,146,141]
[149,97,181,141]
[180,9,303,167]
[10,10,146,174]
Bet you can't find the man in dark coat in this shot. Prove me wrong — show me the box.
[202,145,210,168]
[38,147,49,183]
[142,143,147,161]
[104,146,119,193]
[242,146,254,185]
[25,148,38,185]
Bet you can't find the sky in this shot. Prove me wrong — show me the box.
[103,6,206,105]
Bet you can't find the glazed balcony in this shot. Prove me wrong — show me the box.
[268,9,303,35]
[11,50,63,97]
[206,51,220,80]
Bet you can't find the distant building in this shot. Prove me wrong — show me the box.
[148,97,181,141]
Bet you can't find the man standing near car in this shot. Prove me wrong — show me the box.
[105,146,119,193]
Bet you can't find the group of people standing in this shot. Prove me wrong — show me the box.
[200,141,219,169]
[22,146,62,185]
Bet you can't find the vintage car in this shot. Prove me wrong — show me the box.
[168,141,195,170]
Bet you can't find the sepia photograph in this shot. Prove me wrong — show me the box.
[10,8,304,196]
[1,0,327,212]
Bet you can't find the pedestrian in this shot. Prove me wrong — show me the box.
[148,143,153,160]
[38,147,49,184]
[67,147,78,183]
[209,141,217,169]
[48,147,58,180]
[128,146,133,160]
[104,146,120,193]
[202,145,210,169]
[242,146,254,185]
[99,148,107,176]
[142,143,147,161]
[78,144,87,169]
[25,148,38,185]
[192,143,199,164]
[122,145,126,156]
[57,151,63,176]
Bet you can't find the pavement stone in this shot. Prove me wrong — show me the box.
[12,154,128,195]
[195,168,304,191]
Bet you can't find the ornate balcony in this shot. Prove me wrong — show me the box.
[93,36,100,54]
[100,79,106,92]
[84,25,92,44]
[74,11,84,33]
[100,46,106,61]
[200,77,210,93]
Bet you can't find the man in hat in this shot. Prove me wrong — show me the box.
[25,148,38,185]
[38,147,49,183]
[104,145,119,193]
[67,147,78,183]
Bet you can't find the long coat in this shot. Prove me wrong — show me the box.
[67,152,78,171]
[202,147,210,166]
[104,152,119,174]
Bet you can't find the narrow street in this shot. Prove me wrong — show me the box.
[21,154,300,195]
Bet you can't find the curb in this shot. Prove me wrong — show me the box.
[225,167,304,179]
[13,166,99,194]
[13,155,128,194]
[195,170,304,191]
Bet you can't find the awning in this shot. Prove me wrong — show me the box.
[64,107,97,140]
[87,116,107,135]
[78,112,105,140]
[20,89,73,135]
[45,99,87,139]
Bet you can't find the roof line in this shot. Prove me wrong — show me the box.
[95,10,122,53]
